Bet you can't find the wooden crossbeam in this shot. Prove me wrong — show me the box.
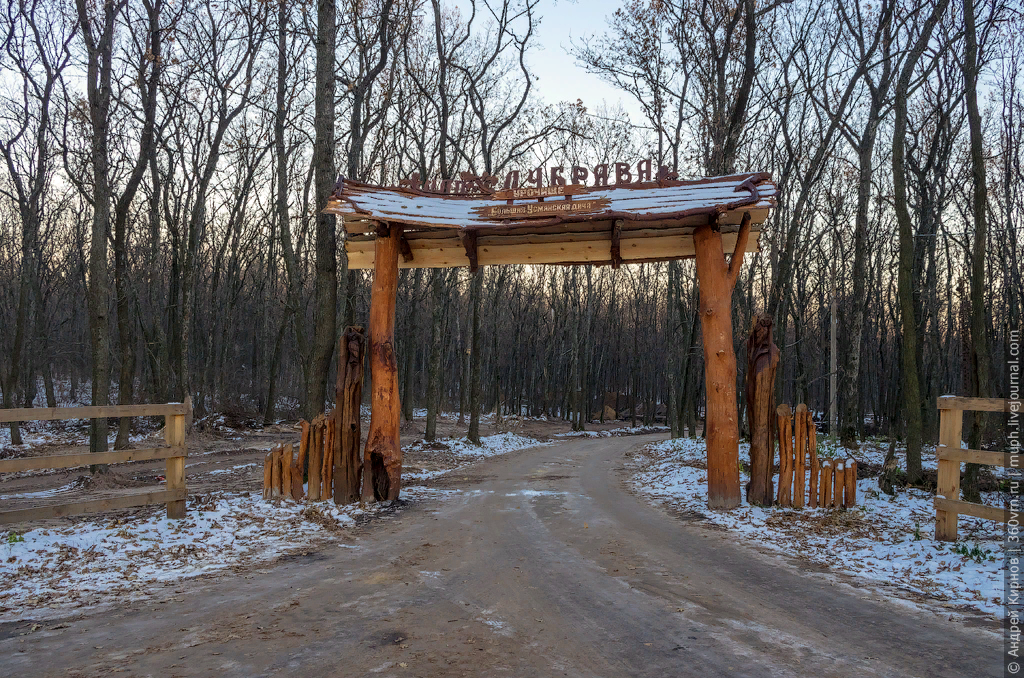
[934,497,1008,524]
[936,446,1013,467]
[0,403,189,423]
[0,446,185,473]
[611,220,622,269]
[460,230,479,272]
[937,396,1014,412]
[346,231,760,270]
[0,490,187,525]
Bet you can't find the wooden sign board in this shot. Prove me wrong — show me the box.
[473,198,610,219]
[491,184,590,201]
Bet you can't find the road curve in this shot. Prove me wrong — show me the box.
[1,434,1000,677]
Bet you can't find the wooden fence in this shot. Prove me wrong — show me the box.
[263,414,334,503]
[775,404,858,509]
[0,400,191,524]
[935,396,1012,541]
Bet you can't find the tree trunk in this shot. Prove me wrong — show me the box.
[892,0,950,485]
[402,268,422,421]
[425,270,445,441]
[962,0,991,504]
[76,0,119,467]
[309,0,338,420]
[363,228,402,501]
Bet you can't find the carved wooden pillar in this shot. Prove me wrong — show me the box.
[335,326,365,504]
[363,224,402,501]
[745,313,779,506]
[692,213,751,509]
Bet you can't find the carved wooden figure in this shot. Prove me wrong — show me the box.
[335,326,365,504]
[745,313,779,506]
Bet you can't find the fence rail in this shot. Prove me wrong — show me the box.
[934,395,1012,541]
[0,399,191,525]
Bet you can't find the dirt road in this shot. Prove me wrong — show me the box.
[1,434,1000,677]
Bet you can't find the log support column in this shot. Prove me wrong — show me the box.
[692,212,751,509]
[363,224,402,502]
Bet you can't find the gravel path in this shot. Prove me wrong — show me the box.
[0,434,1000,677]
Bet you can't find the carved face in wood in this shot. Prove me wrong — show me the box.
[752,313,773,346]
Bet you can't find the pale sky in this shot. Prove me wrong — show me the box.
[481,0,643,121]
[529,1,625,107]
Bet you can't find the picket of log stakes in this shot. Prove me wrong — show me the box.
[323,164,778,509]
[775,404,858,510]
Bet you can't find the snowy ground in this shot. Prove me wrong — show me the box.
[0,432,547,622]
[627,437,1005,619]
[554,425,669,439]
[403,433,550,481]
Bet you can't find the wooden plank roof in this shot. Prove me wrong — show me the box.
[324,172,777,269]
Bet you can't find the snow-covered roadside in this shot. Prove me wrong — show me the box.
[554,425,668,439]
[403,433,550,481]
[0,432,547,621]
[0,493,368,621]
[628,437,1005,618]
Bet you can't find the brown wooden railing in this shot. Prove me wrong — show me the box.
[935,396,1012,541]
[0,399,191,524]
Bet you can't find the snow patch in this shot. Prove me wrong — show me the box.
[628,437,1005,618]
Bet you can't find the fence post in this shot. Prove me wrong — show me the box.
[935,405,963,541]
[164,397,189,519]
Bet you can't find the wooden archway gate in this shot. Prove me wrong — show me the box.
[324,172,777,509]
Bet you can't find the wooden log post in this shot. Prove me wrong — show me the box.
[820,459,832,508]
[281,444,292,499]
[164,402,188,519]
[776,404,793,507]
[298,419,309,487]
[309,417,323,501]
[263,452,273,500]
[794,404,808,508]
[833,461,845,509]
[287,444,302,501]
[270,445,282,499]
[692,213,752,509]
[744,313,779,506]
[322,418,335,499]
[364,224,403,502]
[935,405,964,541]
[808,416,819,508]
[335,326,365,504]
[845,459,858,508]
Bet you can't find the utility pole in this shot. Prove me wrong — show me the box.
[830,298,838,435]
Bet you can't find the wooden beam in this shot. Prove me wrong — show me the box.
[346,231,760,270]
[398,235,414,262]
[0,446,185,474]
[937,396,1013,412]
[0,402,189,424]
[936,446,1013,467]
[333,205,774,231]
[934,497,1008,524]
[611,220,622,269]
[364,228,402,501]
[460,229,479,272]
[935,406,964,540]
[0,489,187,525]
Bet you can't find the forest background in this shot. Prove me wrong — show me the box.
[0,0,1019,498]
